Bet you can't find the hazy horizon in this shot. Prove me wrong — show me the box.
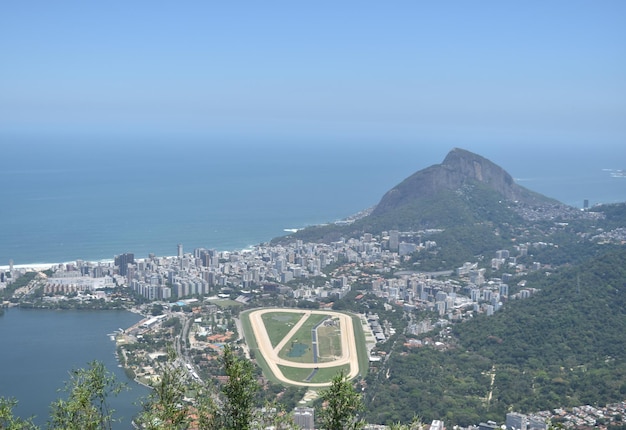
[1,2,625,147]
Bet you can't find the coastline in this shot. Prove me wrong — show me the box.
[0,260,115,272]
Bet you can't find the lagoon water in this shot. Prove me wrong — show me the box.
[0,136,625,426]
[0,308,149,429]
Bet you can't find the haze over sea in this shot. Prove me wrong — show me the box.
[1,136,625,267]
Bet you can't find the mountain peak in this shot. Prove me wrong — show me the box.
[371,148,552,219]
[441,147,516,197]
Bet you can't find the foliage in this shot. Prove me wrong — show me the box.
[277,181,525,246]
[318,370,365,430]
[48,361,126,430]
[151,303,164,316]
[388,416,425,430]
[364,248,626,425]
[0,272,38,300]
[364,345,492,425]
[217,345,259,430]
[590,202,626,229]
[0,397,37,430]
[455,248,626,412]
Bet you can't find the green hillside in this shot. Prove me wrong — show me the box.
[363,248,626,425]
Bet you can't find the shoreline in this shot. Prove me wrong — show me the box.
[0,260,114,272]
[0,246,262,272]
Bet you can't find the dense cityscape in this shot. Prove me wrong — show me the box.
[3,203,625,429]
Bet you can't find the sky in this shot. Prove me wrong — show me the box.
[1,1,625,148]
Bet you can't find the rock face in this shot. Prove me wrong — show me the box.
[372,148,548,216]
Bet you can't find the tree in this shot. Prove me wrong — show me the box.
[0,397,38,430]
[389,416,425,430]
[318,370,364,430]
[218,345,259,430]
[151,304,164,316]
[48,361,126,430]
[134,350,194,430]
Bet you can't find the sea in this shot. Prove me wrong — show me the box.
[0,134,625,426]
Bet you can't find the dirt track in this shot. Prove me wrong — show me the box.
[247,308,361,387]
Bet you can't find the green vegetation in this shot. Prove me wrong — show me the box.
[456,248,626,411]
[363,248,626,426]
[318,370,365,430]
[49,361,126,430]
[277,314,327,363]
[351,314,370,379]
[205,298,243,309]
[0,271,38,301]
[219,345,259,430]
[260,311,304,348]
[317,321,342,360]
[0,397,37,429]
[276,183,533,271]
[0,347,312,429]
[277,364,350,384]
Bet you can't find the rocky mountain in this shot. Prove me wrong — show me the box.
[279,148,562,245]
[371,147,554,218]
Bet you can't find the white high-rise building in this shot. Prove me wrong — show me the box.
[293,407,314,430]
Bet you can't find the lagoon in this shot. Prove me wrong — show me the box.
[0,308,149,429]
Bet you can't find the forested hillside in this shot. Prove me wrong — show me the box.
[363,248,626,425]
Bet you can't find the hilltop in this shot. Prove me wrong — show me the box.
[371,147,552,217]
[275,148,582,266]
[278,148,563,242]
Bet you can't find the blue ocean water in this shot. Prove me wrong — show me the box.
[1,135,625,266]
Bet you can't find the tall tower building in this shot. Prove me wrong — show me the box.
[177,244,183,258]
[389,230,400,251]
[293,407,315,430]
[114,253,134,277]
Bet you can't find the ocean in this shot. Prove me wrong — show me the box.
[1,136,624,267]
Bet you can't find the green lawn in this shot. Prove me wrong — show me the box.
[350,314,369,379]
[205,299,243,309]
[317,321,342,361]
[260,311,305,348]
[277,314,328,363]
[277,364,350,384]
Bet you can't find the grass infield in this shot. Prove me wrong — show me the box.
[241,308,368,386]
[260,311,304,348]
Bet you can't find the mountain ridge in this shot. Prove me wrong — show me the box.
[371,147,555,218]
[276,147,562,246]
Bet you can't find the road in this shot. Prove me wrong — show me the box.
[247,308,361,387]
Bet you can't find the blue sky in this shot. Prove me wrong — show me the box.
[1,1,625,147]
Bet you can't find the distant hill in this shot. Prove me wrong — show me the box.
[371,147,552,218]
[276,148,561,247]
